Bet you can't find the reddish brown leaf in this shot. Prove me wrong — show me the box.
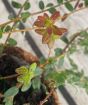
[35,29,46,36]
[34,20,44,27]
[44,13,49,18]
[53,26,67,35]
[61,14,68,21]
[38,16,45,22]
[33,12,68,48]
[50,11,60,22]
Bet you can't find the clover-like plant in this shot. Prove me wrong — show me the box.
[0,0,88,105]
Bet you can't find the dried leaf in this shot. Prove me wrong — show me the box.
[61,14,68,21]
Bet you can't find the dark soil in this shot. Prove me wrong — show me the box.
[0,54,54,105]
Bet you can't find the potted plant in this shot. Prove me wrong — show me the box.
[0,0,88,105]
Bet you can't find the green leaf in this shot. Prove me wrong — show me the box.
[46,3,56,14]
[46,71,66,86]
[65,2,74,11]
[80,31,88,37]
[4,98,13,105]
[39,57,46,64]
[44,58,56,72]
[66,70,84,85]
[39,1,45,10]
[85,0,88,6]
[16,63,37,92]
[61,36,69,44]
[57,0,63,4]
[32,77,41,90]
[29,63,37,72]
[84,46,88,54]
[16,66,28,74]
[21,12,30,22]
[0,28,2,39]
[21,81,31,92]
[79,38,88,46]
[55,48,62,56]
[68,57,78,70]
[68,44,77,54]
[58,55,64,68]
[4,25,11,32]
[77,31,88,54]
[34,67,42,76]
[24,1,31,10]
[4,86,19,97]
[46,3,53,7]
[8,38,17,46]
[12,1,22,9]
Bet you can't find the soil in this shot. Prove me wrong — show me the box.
[0,54,54,105]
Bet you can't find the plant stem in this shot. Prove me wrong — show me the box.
[0,93,4,98]
[4,0,28,45]
[4,27,39,34]
[74,0,80,9]
[42,80,60,105]
[52,89,60,105]
[0,74,19,80]
[0,0,82,27]
[39,89,54,105]
[0,17,21,27]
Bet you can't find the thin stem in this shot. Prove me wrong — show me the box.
[48,48,52,58]
[4,27,37,34]
[0,74,19,80]
[0,0,81,27]
[4,27,42,34]
[39,89,54,105]
[74,0,80,9]
[4,0,28,45]
[0,17,21,27]
[0,93,4,98]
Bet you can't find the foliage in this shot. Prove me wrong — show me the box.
[33,11,67,48]
[39,1,45,10]
[8,38,17,46]
[12,1,22,9]
[15,63,39,92]
[65,2,74,11]
[0,28,2,39]
[0,0,88,105]
[46,3,57,14]
[24,1,31,10]
[57,0,63,4]
[21,12,30,22]
[3,86,19,105]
